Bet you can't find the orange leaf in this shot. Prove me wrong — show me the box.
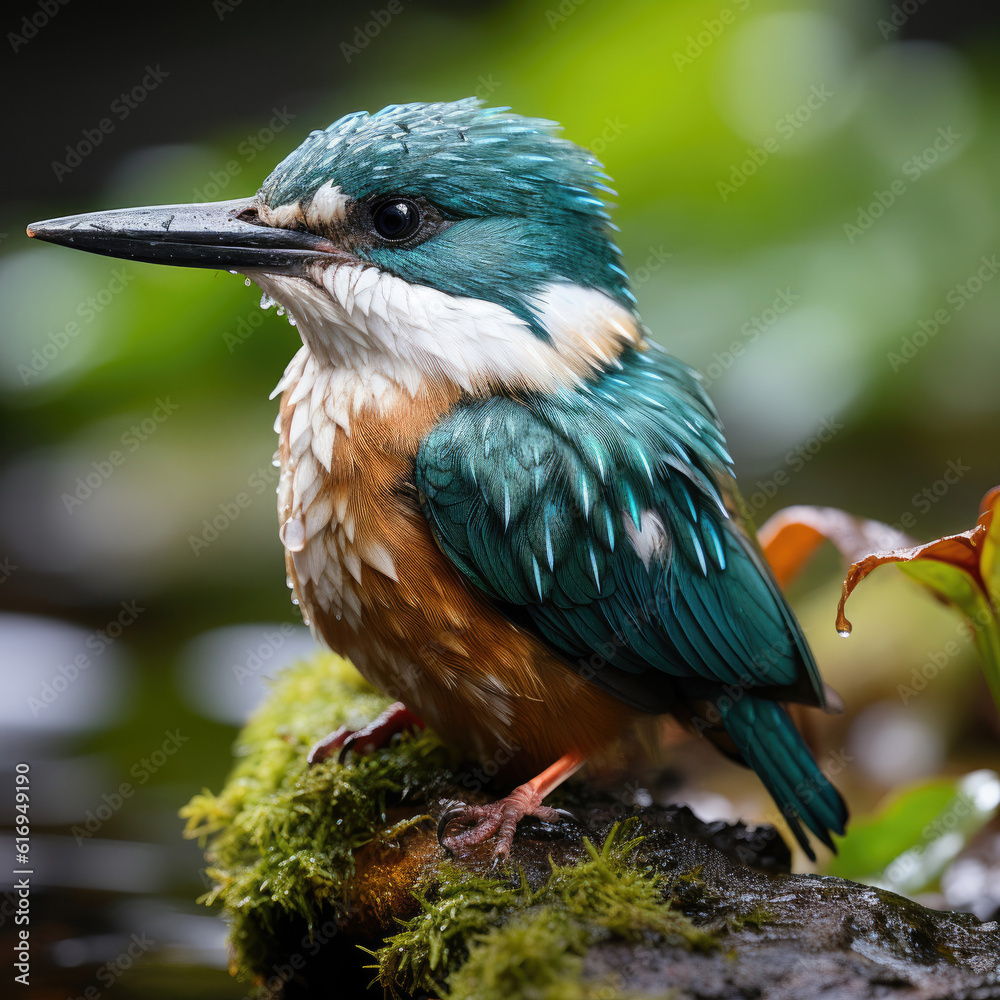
[758,505,913,591]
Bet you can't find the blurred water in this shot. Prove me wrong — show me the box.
[0,610,318,997]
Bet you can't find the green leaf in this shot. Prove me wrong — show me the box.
[896,559,989,622]
[897,555,1000,711]
[980,498,1000,610]
[828,770,1000,896]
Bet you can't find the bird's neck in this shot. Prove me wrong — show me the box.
[271,342,446,428]
[253,266,645,403]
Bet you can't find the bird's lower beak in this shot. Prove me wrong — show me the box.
[26,196,340,275]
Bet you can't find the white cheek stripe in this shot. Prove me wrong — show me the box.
[258,181,352,230]
[305,181,352,227]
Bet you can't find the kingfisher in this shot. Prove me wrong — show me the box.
[28,99,847,860]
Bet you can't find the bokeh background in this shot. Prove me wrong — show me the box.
[2,0,1000,994]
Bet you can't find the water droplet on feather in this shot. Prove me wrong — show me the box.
[279,516,306,552]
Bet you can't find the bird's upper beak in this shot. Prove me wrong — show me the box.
[26,196,340,275]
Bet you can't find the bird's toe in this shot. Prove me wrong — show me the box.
[306,727,352,766]
[307,702,424,767]
[437,801,506,855]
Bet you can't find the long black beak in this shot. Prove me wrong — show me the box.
[26,197,340,275]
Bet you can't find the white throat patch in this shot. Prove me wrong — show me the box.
[253,266,641,406]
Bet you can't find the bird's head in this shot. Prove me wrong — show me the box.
[28,99,641,394]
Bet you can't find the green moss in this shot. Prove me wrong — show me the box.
[182,655,715,998]
[724,906,774,931]
[450,918,681,1000]
[181,652,447,975]
[378,823,715,999]
[444,909,588,1000]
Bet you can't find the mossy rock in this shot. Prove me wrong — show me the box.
[182,653,1000,1000]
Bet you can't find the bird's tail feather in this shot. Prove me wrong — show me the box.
[718,693,847,861]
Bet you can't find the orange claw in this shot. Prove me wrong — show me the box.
[438,750,585,860]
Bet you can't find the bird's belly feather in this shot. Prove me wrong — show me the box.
[276,354,641,779]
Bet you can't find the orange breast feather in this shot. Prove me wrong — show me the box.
[277,370,644,780]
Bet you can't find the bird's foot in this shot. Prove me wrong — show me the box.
[307,702,424,765]
[437,783,575,861]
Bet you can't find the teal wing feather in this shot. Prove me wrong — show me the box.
[417,343,823,704]
[415,343,846,855]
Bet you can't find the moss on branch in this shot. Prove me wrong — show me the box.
[182,653,1000,1000]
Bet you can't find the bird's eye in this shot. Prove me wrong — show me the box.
[372,200,420,242]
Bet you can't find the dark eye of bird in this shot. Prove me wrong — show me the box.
[372,200,420,242]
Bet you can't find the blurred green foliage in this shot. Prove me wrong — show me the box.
[7,0,1000,627]
[830,769,1000,894]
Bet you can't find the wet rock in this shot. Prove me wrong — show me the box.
[182,654,1000,1000]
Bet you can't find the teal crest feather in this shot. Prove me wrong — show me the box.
[258,98,634,325]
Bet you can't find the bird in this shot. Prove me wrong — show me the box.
[27,98,847,861]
